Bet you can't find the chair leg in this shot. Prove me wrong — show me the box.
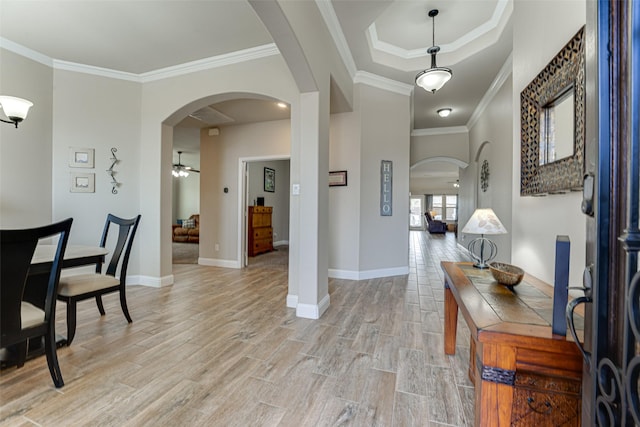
[15,341,27,368]
[44,327,64,388]
[120,291,132,323]
[96,295,106,316]
[66,300,77,345]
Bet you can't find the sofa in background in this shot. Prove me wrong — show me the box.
[172,214,199,243]
[425,211,447,234]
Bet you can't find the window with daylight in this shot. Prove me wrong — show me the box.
[432,196,443,220]
[446,195,458,221]
[428,194,457,221]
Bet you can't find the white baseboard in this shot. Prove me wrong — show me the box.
[130,274,173,288]
[274,240,289,247]
[328,265,410,280]
[198,257,241,269]
[295,294,330,319]
[286,294,298,308]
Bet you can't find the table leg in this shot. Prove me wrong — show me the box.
[444,282,458,355]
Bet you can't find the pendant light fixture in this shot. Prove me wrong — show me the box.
[415,9,452,94]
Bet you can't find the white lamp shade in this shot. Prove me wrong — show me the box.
[461,208,507,235]
[415,68,452,93]
[0,96,33,121]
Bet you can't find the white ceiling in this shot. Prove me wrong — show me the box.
[1,0,513,175]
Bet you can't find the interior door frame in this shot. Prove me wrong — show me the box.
[409,195,425,231]
[238,155,290,267]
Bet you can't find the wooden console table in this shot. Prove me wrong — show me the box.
[441,262,584,426]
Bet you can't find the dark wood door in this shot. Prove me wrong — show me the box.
[577,1,640,425]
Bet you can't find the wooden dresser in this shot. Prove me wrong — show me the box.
[441,262,583,426]
[248,206,273,257]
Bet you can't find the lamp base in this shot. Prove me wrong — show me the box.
[472,261,491,269]
[467,236,498,270]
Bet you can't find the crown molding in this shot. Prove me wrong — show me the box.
[466,53,512,129]
[2,39,279,83]
[140,44,280,83]
[0,37,53,67]
[367,0,511,59]
[53,60,141,81]
[354,71,413,96]
[411,126,468,137]
[315,0,357,79]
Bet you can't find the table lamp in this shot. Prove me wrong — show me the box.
[461,208,507,268]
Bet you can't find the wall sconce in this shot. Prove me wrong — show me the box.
[0,96,33,128]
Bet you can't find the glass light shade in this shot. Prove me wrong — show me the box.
[415,68,452,93]
[0,96,33,122]
[438,108,452,117]
[461,208,507,235]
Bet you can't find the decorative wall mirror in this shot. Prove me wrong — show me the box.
[520,26,585,196]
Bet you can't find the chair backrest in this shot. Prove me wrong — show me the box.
[1,218,73,347]
[425,211,434,223]
[98,214,141,281]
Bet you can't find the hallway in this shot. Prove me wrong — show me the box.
[1,230,474,426]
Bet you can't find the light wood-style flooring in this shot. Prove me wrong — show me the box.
[1,231,473,426]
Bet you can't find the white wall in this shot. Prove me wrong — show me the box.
[357,84,411,275]
[139,54,299,282]
[0,49,53,228]
[200,119,291,263]
[464,75,513,263]
[329,112,361,273]
[409,131,468,211]
[512,0,586,285]
[247,159,290,245]
[410,132,469,165]
[51,70,141,246]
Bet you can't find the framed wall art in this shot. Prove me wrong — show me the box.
[264,167,275,192]
[69,147,95,168]
[70,172,95,193]
[329,170,348,187]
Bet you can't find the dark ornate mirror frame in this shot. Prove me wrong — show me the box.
[520,26,586,196]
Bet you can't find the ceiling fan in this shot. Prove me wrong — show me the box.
[172,151,199,177]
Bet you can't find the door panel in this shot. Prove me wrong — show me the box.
[578,1,640,424]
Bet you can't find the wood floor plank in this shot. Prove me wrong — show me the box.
[332,352,374,402]
[425,365,466,426]
[372,333,400,373]
[352,369,397,426]
[392,391,431,427]
[396,347,428,396]
[351,323,380,354]
[1,231,474,426]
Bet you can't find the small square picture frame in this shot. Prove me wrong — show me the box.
[264,167,275,192]
[70,172,95,193]
[329,170,348,187]
[69,147,95,168]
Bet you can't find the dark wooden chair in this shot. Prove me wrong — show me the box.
[1,218,73,388]
[57,214,141,345]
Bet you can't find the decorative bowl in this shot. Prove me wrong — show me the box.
[489,262,524,287]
